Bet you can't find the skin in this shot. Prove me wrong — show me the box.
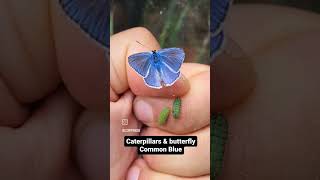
[219,5,320,180]
[110,26,213,179]
[0,1,319,180]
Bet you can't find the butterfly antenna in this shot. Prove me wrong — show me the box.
[136,41,152,51]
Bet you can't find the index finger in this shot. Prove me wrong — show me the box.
[110,27,190,101]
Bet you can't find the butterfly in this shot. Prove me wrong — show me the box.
[128,47,185,89]
[211,0,232,59]
[59,0,110,50]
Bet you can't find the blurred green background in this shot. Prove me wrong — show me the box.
[111,0,210,64]
[111,0,319,64]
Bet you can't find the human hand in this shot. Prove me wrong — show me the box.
[218,5,320,179]
[0,1,108,179]
[109,27,190,180]
[109,26,254,179]
[110,26,210,180]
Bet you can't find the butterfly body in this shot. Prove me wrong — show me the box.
[151,51,161,64]
[128,48,185,89]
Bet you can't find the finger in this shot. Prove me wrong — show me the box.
[126,159,210,180]
[23,88,81,177]
[0,79,28,127]
[110,91,141,179]
[73,111,107,180]
[134,63,209,134]
[212,37,256,111]
[110,27,190,101]
[0,88,80,178]
[0,0,60,103]
[141,126,210,177]
[21,88,80,139]
[51,0,107,110]
[220,31,320,180]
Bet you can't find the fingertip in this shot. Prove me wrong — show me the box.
[110,91,134,119]
[126,165,141,180]
[212,41,256,111]
[133,99,154,124]
[111,27,160,97]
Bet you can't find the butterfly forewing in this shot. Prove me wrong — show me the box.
[157,48,185,73]
[211,0,230,35]
[59,0,109,48]
[128,52,153,78]
[211,31,225,58]
[211,0,231,58]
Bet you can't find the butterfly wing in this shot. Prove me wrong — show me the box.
[157,48,185,73]
[159,62,181,86]
[128,52,153,78]
[143,64,162,89]
[211,0,231,35]
[211,31,225,58]
[211,0,231,58]
[59,0,109,48]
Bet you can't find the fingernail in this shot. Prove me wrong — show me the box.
[126,166,140,180]
[134,100,153,123]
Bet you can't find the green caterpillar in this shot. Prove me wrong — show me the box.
[158,107,170,125]
[211,114,228,179]
[172,97,181,119]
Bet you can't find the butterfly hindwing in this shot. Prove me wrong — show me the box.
[128,52,153,78]
[59,0,109,48]
[159,62,181,86]
[157,48,185,73]
[143,64,162,89]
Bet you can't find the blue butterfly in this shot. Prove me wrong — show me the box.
[211,0,231,59]
[128,48,185,89]
[59,0,110,49]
